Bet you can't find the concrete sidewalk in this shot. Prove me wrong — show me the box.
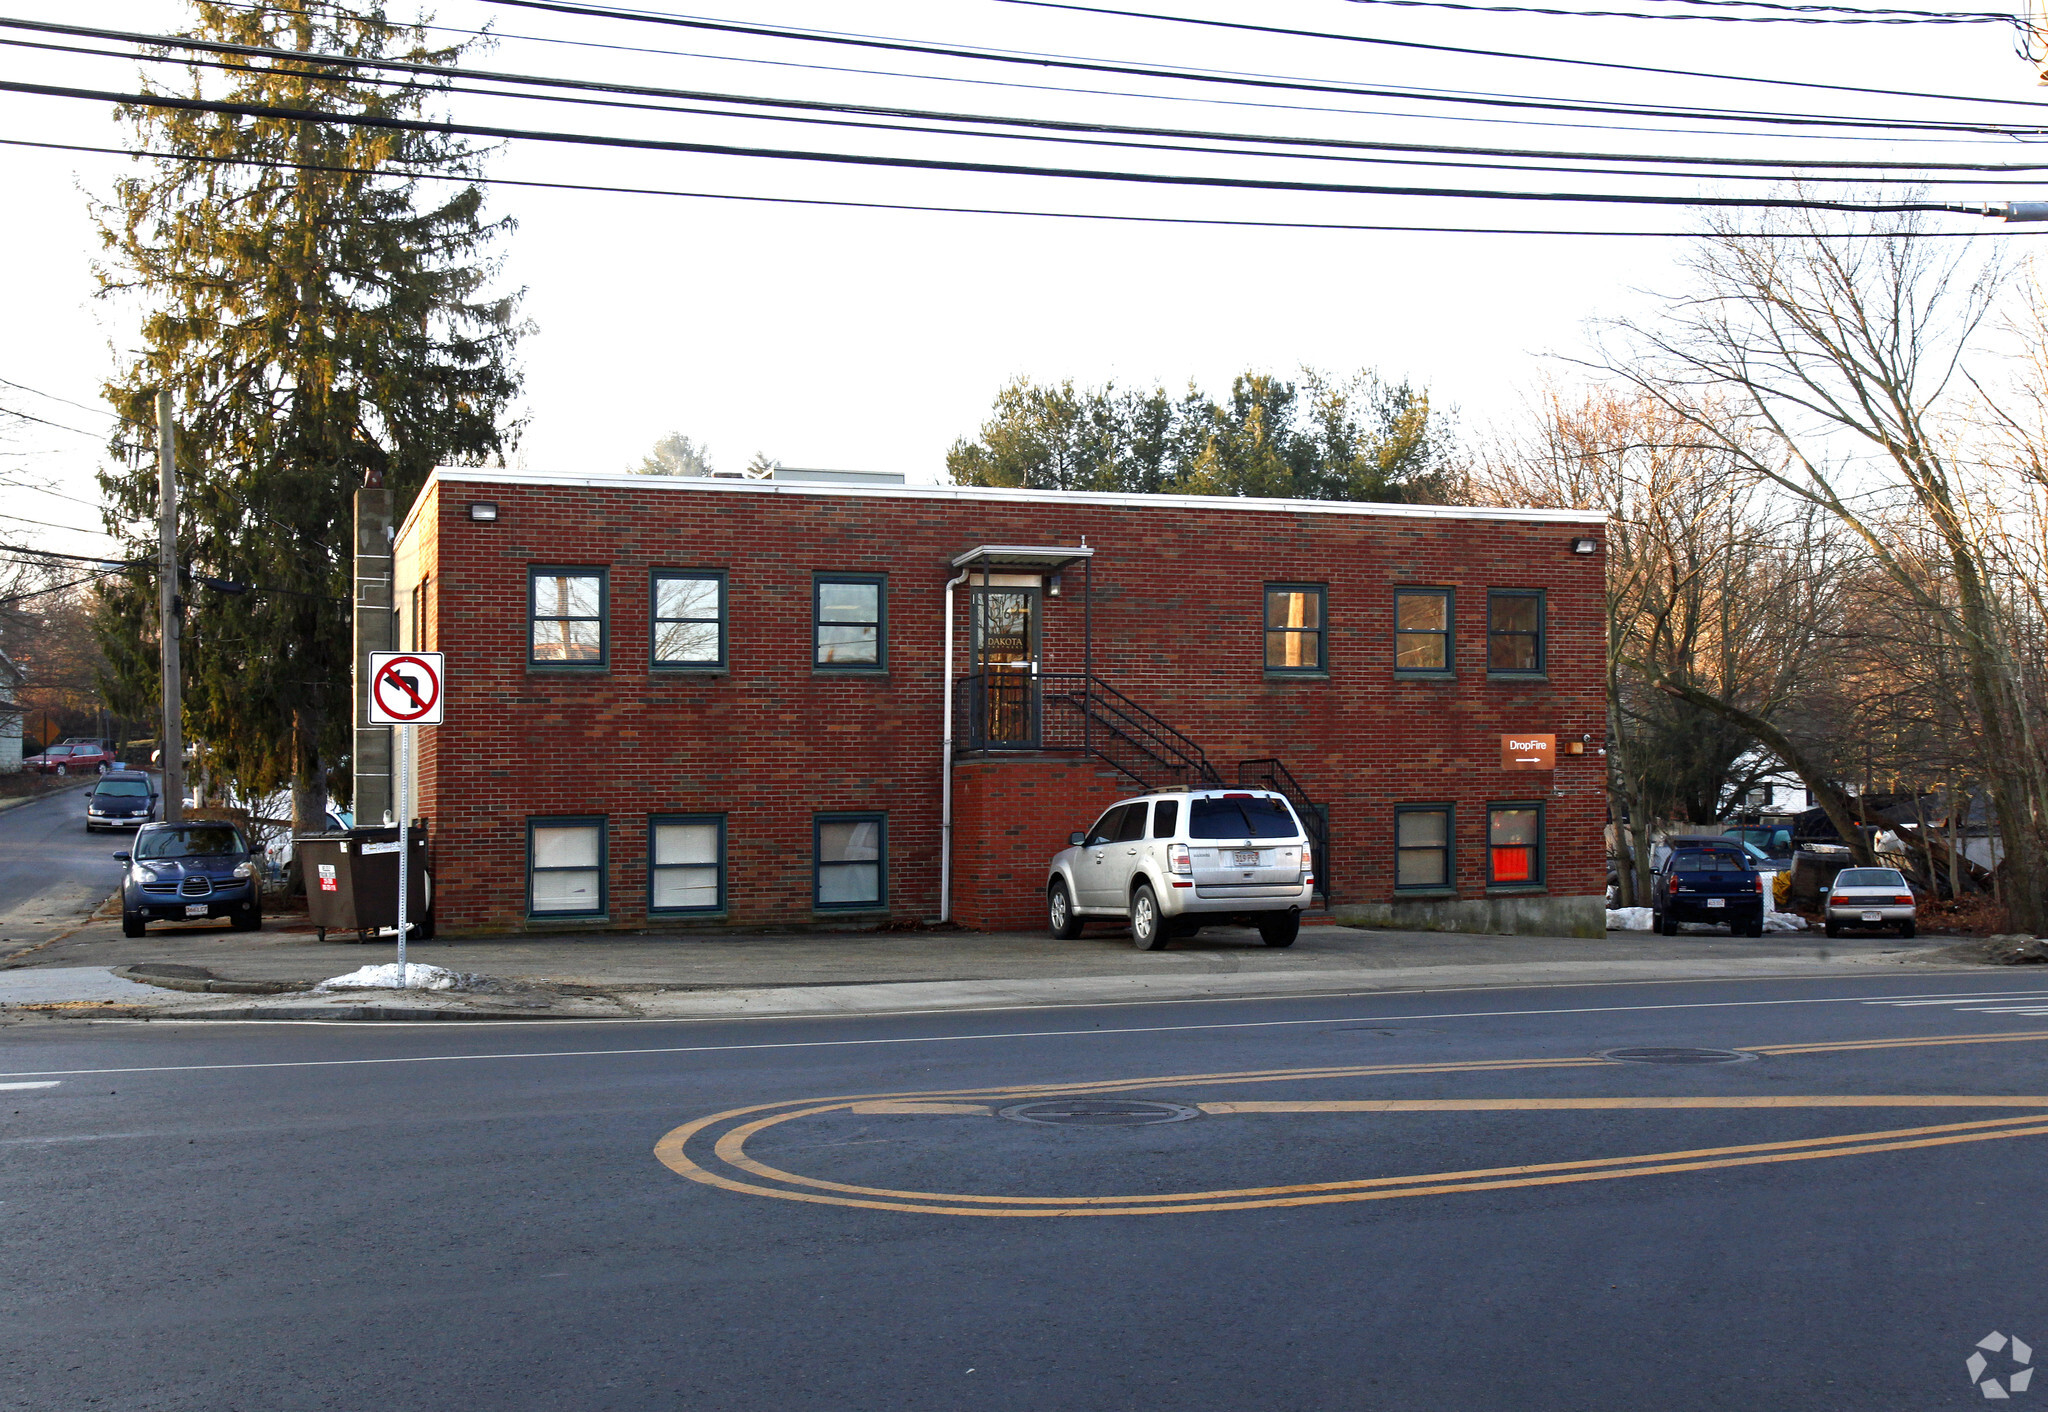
[0,904,1991,1022]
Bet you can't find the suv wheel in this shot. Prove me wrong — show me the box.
[1657,907,1678,937]
[1129,883,1166,951]
[121,910,145,939]
[1258,912,1300,948]
[1047,880,1083,939]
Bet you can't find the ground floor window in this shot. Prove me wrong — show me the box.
[815,813,885,909]
[529,817,605,915]
[1487,803,1543,886]
[650,814,724,913]
[1395,805,1452,889]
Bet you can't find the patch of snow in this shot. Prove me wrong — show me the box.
[1763,909,1807,933]
[1606,907,1653,931]
[316,963,485,993]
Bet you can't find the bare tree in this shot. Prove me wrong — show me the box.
[1599,206,2048,928]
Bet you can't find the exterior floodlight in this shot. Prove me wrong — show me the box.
[1570,536,1599,555]
[468,502,499,522]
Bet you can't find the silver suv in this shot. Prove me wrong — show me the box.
[1046,789,1314,950]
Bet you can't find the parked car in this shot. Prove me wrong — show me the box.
[1651,844,1766,937]
[30,740,115,775]
[115,821,263,937]
[1822,866,1918,938]
[84,771,159,831]
[1723,824,1795,862]
[1046,788,1313,950]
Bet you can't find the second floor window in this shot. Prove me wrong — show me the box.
[1395,589,1451,673]
[531,568,605,666]
[1265,585,1326,673]
[653,571,725,669]
[1487,590,1544,675]
[815,575,885,669]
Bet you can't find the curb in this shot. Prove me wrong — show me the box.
[159,1002,568,1021]
[111,965,311,996]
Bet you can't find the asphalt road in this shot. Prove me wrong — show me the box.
[0,786,125,951]
[5,970,2048,1411]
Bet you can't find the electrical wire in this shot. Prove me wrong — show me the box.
[4,75,2011,214]
[30,34,2048,187]
[11,133,2034,237]
[187,0,2030,147]
[25,21,2048,175]
[482,0,2048,122]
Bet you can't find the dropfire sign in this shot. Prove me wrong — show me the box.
[368,651,444,725]
[1500,733,1555,770]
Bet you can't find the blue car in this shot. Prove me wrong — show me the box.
[117,821,263,937]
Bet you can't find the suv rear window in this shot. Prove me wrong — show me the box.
[1189,796,1300,840]
[1671,851,1747,873]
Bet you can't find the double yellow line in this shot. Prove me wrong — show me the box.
[652,1029,2048,1218]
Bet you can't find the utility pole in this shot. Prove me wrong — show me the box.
[156,389,184,824]
[352,469,395,825]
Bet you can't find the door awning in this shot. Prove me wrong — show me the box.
[949,544,1095,572]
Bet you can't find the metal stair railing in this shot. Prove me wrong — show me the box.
[1238,757,1331,906]
[954,672,1222,789]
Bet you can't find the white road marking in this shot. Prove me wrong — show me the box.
[0,1081,60,1090]
[2,984,2047,1081]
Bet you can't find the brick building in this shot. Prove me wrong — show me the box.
[389,468,1608,938]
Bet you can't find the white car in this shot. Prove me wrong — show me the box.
[1046,788,1314,950]
[1823,866,1919,938]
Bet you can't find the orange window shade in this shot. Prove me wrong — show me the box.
[1491,846,1534,882]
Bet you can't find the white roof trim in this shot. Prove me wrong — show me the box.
[398,466,1606,544]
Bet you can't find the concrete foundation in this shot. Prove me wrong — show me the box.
[1332,892,1606,939]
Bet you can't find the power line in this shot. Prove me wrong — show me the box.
[12,133,2035,237]
[188,0,2019,147]
[31,34,2048,188]
[3,75,2010,215]
[25,20,2048,175]
[483,0,2048,125]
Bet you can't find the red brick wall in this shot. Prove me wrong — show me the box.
[951,755,1130,931]
[397,477,1605,934]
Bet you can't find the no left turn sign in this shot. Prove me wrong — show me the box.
[368,651,445,725]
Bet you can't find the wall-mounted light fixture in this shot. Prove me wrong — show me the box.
[1046,571,1062,597]
[1570,536,1598,555]
[468,502,499,522]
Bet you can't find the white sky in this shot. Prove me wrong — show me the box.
[4,0,2047,563]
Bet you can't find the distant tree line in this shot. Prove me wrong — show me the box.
[946,370,1458,504]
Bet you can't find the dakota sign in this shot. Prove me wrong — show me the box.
[1500,733,1555,770]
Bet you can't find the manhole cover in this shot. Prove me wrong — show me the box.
[996,1099,1202,1127]
[1601,1046,1756,1065]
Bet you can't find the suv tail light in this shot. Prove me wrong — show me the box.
[1757,874,1766,894]
[1167,842,1192,875]
[1301,843,1313,879]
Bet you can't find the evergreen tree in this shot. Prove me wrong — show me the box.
[947,369,1456,503]
[93,2,526,831]
[635,432,714,477]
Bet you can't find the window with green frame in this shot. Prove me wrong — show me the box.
[1395,805,1453,889]
[815,813,886,909]
[649,814,723,913]
[1487,590,1544,675]
[1487,803,1544,885]
[1394,588,1452,673]
[815,575,886,669]
[1265,584,1326,672]
[528,816,605,915]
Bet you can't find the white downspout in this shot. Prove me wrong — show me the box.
[938,568,971,923]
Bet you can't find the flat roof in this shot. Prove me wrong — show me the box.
[400,466,1606,545]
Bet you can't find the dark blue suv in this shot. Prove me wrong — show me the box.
[1651,844,1766,937]
[117,822,262,937]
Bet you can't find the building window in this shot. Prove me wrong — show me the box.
[530,567,607,667]
[816,813,885,909]
[1265,584,1326,673]
[1395,805,1453,889]
[652,570,725,670]
[1487,590,1544,675]
[529,817,605,916]
[649,814,724,913]
[408,577,432,652]
[1488,803,1544,886]
[815,574,886,670]
[1394,588,1452,674]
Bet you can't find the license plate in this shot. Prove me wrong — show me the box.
[1706,898,1725,909]
[1862,911,1882,922]
[1232,850,1260,867]
[184,904,208,917]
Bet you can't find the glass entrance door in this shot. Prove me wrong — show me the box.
[973,588,1039,747]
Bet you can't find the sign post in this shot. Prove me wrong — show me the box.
[367,652,444,980]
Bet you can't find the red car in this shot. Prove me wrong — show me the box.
[26,740,116,775]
